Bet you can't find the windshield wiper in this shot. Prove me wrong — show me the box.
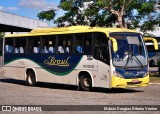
[133,55,144,69]
[124,47,133,69]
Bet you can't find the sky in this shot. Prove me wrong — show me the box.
[0,0,64,24]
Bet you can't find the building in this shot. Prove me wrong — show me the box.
[0,11,48,32]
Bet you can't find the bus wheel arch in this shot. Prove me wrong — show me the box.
[78,71,93,91]
[26,68,36,86]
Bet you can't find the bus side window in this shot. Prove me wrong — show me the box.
[48,41,54,53]
[5,38,13,53]
[75,34,83,53]
[0,38,3,56]
[27,37,40,54]
[48,36,56,53]
[41,36,57,54]
[27,37,33,54]
[41,38,48,53]
[14,37,26,54]
[57,35,64,53]
[14,38,19,53]
[58,40,65,53]
[33,38,41,53]
[57,35,73,54]
[84,40,91,54]
[66,40,70,53]
[83,33,92,54]
[66,35,73,53]
[20,38,26,53]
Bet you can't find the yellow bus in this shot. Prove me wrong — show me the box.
[0,26,158,91]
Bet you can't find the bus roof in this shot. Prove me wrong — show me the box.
[5,26,139,38]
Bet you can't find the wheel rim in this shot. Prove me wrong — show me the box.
[83,78,90,88]
[28,75,33,85]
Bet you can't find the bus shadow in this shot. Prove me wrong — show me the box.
[0,78,143,93]
[36,82,143,94]
[0,78,26,85]
[91,87,143,94]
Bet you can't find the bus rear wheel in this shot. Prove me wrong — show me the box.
[79,75,92,91]
[26,71,36,86]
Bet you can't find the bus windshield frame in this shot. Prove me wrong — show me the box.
[110,32,147,69]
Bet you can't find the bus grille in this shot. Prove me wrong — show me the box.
[127,81,142,85]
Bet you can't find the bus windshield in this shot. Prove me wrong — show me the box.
[110,33,147,69]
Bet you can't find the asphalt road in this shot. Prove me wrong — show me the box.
[0,75,160,114]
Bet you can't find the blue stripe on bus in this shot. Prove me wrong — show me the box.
[4,54,83,76]
[115,67,147,79]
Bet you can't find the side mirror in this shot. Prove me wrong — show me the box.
[144,37,158,50]
[109,37,118,52]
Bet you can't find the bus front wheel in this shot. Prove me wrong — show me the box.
[79,75,92,91]
[26,71,36,86]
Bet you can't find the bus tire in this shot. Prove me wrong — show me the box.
[26,71,36,86]
[79,75,92,91]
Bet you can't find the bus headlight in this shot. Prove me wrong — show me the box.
[144,72,149,77]
[113,71,124,78]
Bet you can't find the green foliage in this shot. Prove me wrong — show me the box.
[37,0,160,32]
[96,0,109,8]
[0,32,4,38]
[37,9,55,22]
[59,1,72,10]
[55,0,88,26]
[56,0,159,29]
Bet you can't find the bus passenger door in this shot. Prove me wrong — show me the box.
[0,38,3,68]
[97,45,110,88]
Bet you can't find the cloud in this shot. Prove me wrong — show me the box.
[18,0,58,10]
[0,6,18,11]
[6,7,18,11]
[0,6,3,10]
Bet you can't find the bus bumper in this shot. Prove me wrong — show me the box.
[111,75,149,88]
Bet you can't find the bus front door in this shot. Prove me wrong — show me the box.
[97,46,110,88]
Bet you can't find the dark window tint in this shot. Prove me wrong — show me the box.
[83,33,92,54]
[74,34,83,53]
[0,38,3,56]
[74,33,93,54]
[41,36,57,53]
[14,37,26,53]
[27,37,41,54]
[146,44,154,50]
[5,38,14,53]
[57,34,73,53]
[93,32,109,64]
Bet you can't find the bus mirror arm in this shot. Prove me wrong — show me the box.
[144,37,158,50]
[109,37,118,52]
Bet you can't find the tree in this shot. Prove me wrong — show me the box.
[37,9,56,26]
[55,0,89,26]
[55,0,160,31]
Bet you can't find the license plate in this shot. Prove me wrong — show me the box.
[132,79,139,83]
